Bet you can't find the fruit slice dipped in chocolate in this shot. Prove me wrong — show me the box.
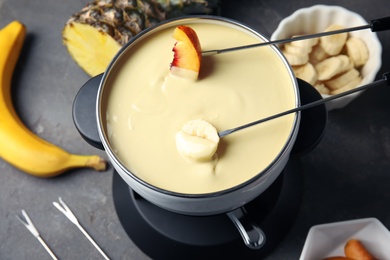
[170,25,202,80]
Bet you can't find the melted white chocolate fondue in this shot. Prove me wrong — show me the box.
[105,21,298,194]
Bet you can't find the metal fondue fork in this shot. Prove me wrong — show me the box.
[16,210,58,260]
[218,72,390,138]
[202,16,390,56]
[53,197,110,260]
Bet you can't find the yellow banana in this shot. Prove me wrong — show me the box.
[0,21,106,177]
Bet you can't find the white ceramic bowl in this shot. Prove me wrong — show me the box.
[271,5,382,110]
[299,218,390,260]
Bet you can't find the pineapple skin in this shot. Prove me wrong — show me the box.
[63,0,219,76]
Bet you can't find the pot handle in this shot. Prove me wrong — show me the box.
[227,207,266,249]
[72,74,104,150]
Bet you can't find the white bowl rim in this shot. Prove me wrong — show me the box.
[299,217,390,259]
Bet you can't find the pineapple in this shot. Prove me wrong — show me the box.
[63,0,219,76]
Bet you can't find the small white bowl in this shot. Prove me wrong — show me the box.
[271,5,382,110]
[299,218,390,260]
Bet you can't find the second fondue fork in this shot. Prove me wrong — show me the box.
[218,72,390,138]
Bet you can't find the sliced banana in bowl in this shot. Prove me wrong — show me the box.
[272,5,382,110]
[319,24,348,56]
[345,37,370,68]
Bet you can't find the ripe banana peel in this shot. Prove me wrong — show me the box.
[0,21,106,177]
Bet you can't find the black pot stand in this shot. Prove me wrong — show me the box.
[73,77,327,259]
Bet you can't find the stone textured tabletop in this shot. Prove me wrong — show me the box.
[1,0,389,259]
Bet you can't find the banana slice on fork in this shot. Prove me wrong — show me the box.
[176,119,219,161]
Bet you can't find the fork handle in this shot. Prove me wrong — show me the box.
[371,16,390,31]
[37,236,58,260]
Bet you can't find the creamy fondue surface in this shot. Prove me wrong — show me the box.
[105,21,297,194]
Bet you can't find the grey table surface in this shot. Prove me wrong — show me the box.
[1,0,390,259]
